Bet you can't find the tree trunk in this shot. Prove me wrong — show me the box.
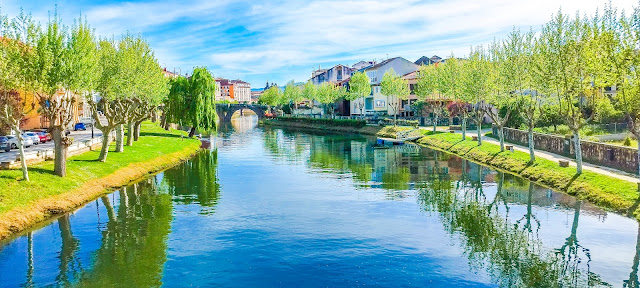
[188,127,196,138]
[433,114,438,133]
[461,114,467,140]
[498,126,505,152]
[637,138,640,177]
[115,124,124,152]
[573,130,583,174]
[126,122,134,146]
[52,128,67,177]
[98,127,112,162]
[477,120,482,146]
[528,124,535,163]
[15,128,29,181]
[134,121,142,141]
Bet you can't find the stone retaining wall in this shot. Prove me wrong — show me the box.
[494,126,639,175]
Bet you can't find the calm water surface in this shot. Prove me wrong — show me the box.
[1,115,639,287]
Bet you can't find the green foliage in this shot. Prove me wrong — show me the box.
[274,116,366,128]
[347,71,371,101]
[283,81,303,105]
[623,136,632,147]
[259,86,284,107]
[165,67,218,133]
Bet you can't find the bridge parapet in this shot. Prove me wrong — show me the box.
[215,103,266,122]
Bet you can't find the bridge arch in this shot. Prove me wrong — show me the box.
[216,104,268,123]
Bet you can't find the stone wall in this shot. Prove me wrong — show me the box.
[495,126,639,175]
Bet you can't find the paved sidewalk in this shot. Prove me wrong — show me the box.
[421,126,639,183]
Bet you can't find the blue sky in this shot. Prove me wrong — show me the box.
[2,0,637,88]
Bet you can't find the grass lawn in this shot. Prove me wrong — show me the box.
[418,132,640,219]
[0,122,200,216]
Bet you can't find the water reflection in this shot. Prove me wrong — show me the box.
[0,127,639,287]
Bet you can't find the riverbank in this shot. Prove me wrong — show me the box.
[0,122,201,241]
[417,132,640,220]
[261,118,382,135]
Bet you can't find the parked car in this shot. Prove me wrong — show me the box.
[33,132,48,143]
[6,135,33,149]
[24,132,41,145]
[74,123,87,131]
[31,129,52,141]
[0,136,10,152]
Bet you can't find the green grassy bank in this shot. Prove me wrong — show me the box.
[0,122,201,241]
[417,132,640,220]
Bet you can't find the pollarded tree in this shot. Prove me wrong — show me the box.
[380,68,409,126]
[0,11,41,181]
[605,7,640,176]
[347,71,371,118]
[283,81,303,115]
[543,11,603,174]
[128,44,167,143]
[461,47,490,146]
[35,12,98,177]
[91,39,123,162]
[487,37,519,152]
[416,63,447,133]
[439,57,468,140]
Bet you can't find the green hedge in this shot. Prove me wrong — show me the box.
[275,116,367,128]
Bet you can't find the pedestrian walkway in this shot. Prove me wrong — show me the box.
[420,126,639,183]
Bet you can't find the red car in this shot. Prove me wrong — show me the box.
[31,129,52,142]
[34,132,49,143]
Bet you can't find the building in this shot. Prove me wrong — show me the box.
[415,55,443,66]
[216,78,252,103]
[311,64,354,85]
[349,57,419,117]
[162,68,179,79]
[352,60,376,71]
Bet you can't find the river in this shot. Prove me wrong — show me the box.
[0,115,638,287]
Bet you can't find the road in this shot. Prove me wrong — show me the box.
[0,129,103,162]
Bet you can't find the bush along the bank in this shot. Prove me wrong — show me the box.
[417,132,640,220]
[378,118,419,128]
[274,116,367,128]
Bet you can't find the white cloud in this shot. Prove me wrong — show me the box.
[2,0,637,86]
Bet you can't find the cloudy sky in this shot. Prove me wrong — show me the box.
[2,0,637,88]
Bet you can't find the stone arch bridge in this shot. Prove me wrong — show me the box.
[216,104,268,123]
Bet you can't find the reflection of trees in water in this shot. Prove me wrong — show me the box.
[162,149,221,215]
[625,225,640,288]
[417,172,609,287]
[75,180,173,287]
[57,214,81,286]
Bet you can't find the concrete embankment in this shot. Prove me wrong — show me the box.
[261,119,382,136]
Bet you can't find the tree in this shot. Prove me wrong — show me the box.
[416,64,448,133]
[542,11,603,174]
[315,82,342,118]
[601,5,640,177]
[440,57,468,140]
[461,47,490,146]
[487,37,518,151]
[347,72,371,118]
[259,85,284,114]
[380,68,409,126]
[0,11,40,181]
[185,67,218,137]
[35,12,98,177]
[301,81,317,114]
[283,81,302,115]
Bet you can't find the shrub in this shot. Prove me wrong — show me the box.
[623,136,632,147]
